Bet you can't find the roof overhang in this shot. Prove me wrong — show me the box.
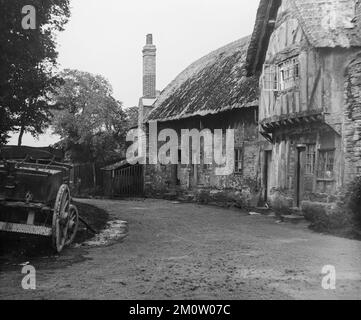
[260,110,324,133]
[245,0,282,76]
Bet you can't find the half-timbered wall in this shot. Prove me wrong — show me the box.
[259,0,361,209]
[260,0,308,122]
[260,1,359,129]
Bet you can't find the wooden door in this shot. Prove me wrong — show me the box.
[264,151,272,203]
[295,146,306,207]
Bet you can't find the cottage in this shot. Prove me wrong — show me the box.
[138,35,261,207]
[246,0,361,211]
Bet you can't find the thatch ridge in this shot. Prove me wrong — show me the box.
[147,36,259,122]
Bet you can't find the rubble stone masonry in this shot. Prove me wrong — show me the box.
[344,53,361,184]
[143,109,262,208]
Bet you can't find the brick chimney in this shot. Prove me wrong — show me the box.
[143,34,157,98]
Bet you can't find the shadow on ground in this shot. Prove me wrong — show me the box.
[0,202,109,271]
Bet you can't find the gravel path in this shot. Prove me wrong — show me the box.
[1,198,361,300]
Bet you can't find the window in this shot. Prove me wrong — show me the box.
[279,57,300,91]
[305,144,316,175]
[262,57,300,92]
[234,148,243,174]
[262,64,279,92]
[317,149,335,179]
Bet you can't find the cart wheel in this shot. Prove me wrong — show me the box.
[52,184,70,253]
[65,204,79,246]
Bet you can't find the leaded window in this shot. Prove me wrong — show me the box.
[261,57,300,92]
[317,149,335,179]
[305,144,316,175]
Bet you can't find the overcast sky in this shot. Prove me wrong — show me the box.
[8,0,259,146]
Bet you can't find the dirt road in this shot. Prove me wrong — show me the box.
[1,199,361,300]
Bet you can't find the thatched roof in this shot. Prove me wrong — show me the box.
[245,0,282,76]
[147,36,259,122]
[246,0,361,75]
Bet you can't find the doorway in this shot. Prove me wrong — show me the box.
[295,145,306,207]
[171,149,182,186]
[264,151,272,203]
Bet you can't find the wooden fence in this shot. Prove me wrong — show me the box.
[71,162,103,195]
[103,164,144,198]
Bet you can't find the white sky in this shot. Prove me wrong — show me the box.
[8,0,259,146]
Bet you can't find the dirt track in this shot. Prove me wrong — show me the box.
[1,198,361,300]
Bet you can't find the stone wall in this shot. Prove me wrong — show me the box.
[143,108,262,208]
[344,53,361,184]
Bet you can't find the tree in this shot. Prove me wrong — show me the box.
[0,108,11,145]
[0,0,70,145]
[52,69,129,187]
[124,106,139,128]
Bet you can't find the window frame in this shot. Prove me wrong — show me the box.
[234,147,243,175]
[262,64,279,92]
[305,144,316,175]
[317,148,336,180]
[278,57,300,91]
[261,56,300,92]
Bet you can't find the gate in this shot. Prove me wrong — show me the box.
[111,164,144,197]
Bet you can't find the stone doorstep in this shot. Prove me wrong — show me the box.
[254,207,273,213]
[251,206,306,223]
[248,207,275,217]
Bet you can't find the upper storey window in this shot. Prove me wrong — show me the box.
[279,58,299,90]
[262,64,279,92]
[262,57,300,92]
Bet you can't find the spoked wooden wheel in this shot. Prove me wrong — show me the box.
[52,184,71,253]
[65,204,79,246]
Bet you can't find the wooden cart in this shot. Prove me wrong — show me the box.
[0,146,79,253]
